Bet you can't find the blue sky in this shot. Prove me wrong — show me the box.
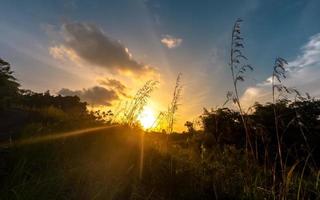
[1,0,320,130]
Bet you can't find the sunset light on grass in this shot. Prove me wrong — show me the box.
[137,106,157,130]
[1,1,320,199]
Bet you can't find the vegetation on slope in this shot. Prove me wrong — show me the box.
[1,18,320,199]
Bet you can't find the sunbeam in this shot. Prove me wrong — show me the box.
[0,126,117,148]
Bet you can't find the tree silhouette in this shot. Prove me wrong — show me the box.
[0,58,20,110]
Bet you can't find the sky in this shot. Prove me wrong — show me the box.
[1,0,320,131]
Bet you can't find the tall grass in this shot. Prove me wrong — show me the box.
[2,18,320,200]
[166,73,183,134]
[270,57,320,199]
[150,73,183,134]
[272,57,288,198]
[114,80,158,126]
[228,18,254,156]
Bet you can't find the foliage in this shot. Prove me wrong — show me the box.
[0,58,106,140]
[0,58,20,110]
[201,108,244,147]
[201,100,320,163]
[1,16,320,199]
[184,121,195,134]
[2,125,319,200]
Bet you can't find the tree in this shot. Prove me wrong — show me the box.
[0,58,20,109]
[184,121,195,134]
[201,108,245,147]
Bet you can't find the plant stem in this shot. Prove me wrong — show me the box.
[230,22,254,157]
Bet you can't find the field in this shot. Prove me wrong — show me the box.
[1,12,320,199]
[1,124,319,200]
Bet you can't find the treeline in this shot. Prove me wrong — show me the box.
[0,58,104,140]
[200,99,320,165]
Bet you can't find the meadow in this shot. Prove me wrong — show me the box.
[1,19,320,200]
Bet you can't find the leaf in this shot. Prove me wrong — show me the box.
[235,42,244,48]
[233,98,238,104]
[277,57,288,65]
[274,85,282,92]
[236,54,247,60]
[233,49,241,54]
[0,58,10,66]
[236,18,243,22]
[236,76,244,82]
[306,92,311,99]
[226,91,233,98]
[293,89,301,97]
[233,59,240,64]
[244,64,253,71]
[285,161,300,194]
[284,86,291,94]
[234,29,241,34]
[234,36,244,40]
[274,74,281,82]
[277,64,285,71]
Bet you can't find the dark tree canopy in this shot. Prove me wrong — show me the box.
[201,100,320,165]
[0,58,20,110]
[0,58,104,138]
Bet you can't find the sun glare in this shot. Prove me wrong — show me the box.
[138,106,156,129]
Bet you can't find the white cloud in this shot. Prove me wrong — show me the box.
[161,34,182,49]
[241,33,320,107]
[288,33,320,70]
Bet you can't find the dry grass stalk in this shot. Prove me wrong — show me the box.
[166,73,183,134]
[123,80,158,126]
[228,18,254,156]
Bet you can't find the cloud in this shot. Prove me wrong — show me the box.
[50,22,154,74]
[161,34,182,48]
[98,78,128,97]
[288,33,320,71]
[58,86,118,106]
[241,33,320,107]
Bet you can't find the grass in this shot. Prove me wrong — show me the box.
[1,19,319,199]
[1,125,318,200]
[1,126,142,199]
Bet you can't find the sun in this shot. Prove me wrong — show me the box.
[137,106,157,129]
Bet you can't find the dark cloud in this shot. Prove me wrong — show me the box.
[60,22,153,74]
[98,78,129,97]
[58,86,118,106]
[98,78,126,92]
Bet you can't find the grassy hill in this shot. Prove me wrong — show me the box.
[2,125,319,200]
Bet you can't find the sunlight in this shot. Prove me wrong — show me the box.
[0,126,114,148]
[137,106,156,129]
